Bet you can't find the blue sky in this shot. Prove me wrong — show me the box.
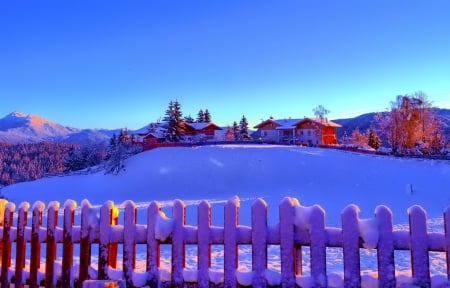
[1,1,450,129]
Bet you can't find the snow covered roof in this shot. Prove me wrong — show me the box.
[274,118,304,129]
[255,117,342,130]
[186,122,222,130]
[304,118,342,128]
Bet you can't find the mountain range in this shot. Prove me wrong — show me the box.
[0,111,117,145]
[1,109,450,145]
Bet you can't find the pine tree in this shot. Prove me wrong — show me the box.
[64,145,84,172]
[239,115,250,140]
[197,109,205,123]
[164,100,185,142]
[204,109,211,123]
[184,115,194,123]
[367,129,381,150]
[232,121,239,141]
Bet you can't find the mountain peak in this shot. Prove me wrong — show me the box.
[7,111,27,118]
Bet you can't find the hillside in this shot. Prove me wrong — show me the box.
[4,145,450,226]
[0,111,114,145]
[333,108,450,141]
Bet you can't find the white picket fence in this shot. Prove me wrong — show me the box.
[0,197,449,287]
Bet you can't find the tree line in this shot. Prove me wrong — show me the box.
[162,100,251,142]
[0,142,74,186]
[344,91,447,155]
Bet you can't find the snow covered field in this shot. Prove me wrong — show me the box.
[3,145,450,285]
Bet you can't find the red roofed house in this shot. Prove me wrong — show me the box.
[183,122,223,141]
[254,117,342,146]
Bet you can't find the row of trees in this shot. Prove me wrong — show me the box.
[344,91,446,155]
[0,142,74,186]
[162,100,251,142]
[376,92,445,155]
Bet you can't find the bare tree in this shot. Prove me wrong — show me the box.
[376,91,445,155]
[313,105,330,123]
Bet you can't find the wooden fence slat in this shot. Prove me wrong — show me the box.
[15,202,29,288]
[123,200,137,287]
[146,201,161,286]
[62,200,77,287]
[79,199,93,288]
[0,197,449,287]
[172,199,186,287]
[46,201,60,288]
[109,205,119,269]
[224,196,239,288]
[252,198,268,287]
[1,202,15,287]
[342,204,361,288]
[198,200,211,287]
[309,205,327,287]
[0,199,7,264]
[409,205,431,287]
[98,201,115,280]
[279,197,297,287]
[29,201,45,287]
[376,205,396,287]
[445,207,450,281]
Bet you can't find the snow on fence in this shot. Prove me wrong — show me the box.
[0,197,449,287]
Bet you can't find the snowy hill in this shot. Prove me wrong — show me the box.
[334,108,450,141]
[4,145,450,226]
[0,111,113,144]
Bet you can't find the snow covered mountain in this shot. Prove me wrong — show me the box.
[0,111,114,144]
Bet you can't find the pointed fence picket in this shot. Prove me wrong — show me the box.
[0,196,449,287]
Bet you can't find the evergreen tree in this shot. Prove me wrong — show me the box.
[367,129,382,150]
[196,109,205,122]
[64,145,84,172]
[232,121,239,141]
[184,115,194,123]
[164,100,185,142]
[239,115,251,140]
[204,109,212,123]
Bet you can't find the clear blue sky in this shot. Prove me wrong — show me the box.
[1,0,450,129]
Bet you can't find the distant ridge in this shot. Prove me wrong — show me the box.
[333,108,450,140]
[0,111,114,145]
[1,108,449,145]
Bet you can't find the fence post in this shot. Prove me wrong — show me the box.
[0,199,7,264]
[224,196,239,288]
[198,200,211,287]
[62,200,77,287]
[147,201,161,286]
[172,199,186,287]
[445,207,450,281]
[15,202,30,288]
[1,202,15,287]
[342,204,361,288]
[30,201,45,287]
[279,197,297,287]
[99,201,115,280]
[123,200,137,287]
[375,205,395,287]
[309,205,327,287]
[46,201,60,288]
[408,205,430,287]
[252,198,268,287]
[79,199,93,288]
